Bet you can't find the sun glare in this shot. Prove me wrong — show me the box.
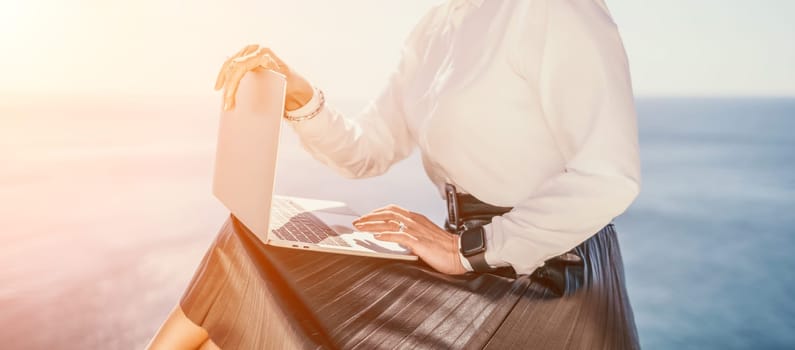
[0,1,71,95]
[0,2,27,45]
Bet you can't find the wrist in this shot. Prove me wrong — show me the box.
[284,73,314,111]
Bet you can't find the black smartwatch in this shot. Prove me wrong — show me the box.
[459,226,493,272]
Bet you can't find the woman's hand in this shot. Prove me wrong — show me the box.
[352,204,467,275]
[214,44,314,111]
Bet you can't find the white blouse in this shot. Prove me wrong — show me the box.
[285,0,641,275]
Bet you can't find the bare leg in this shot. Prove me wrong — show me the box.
[197,337,221,350]
[146,304,209,350]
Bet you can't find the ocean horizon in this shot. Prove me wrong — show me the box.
[1,95,793,349]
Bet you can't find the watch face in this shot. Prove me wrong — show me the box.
[461,227,486,256]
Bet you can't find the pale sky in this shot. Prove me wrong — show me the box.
[1,0,793,98]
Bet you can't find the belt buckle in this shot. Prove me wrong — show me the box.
[445,183,461,233]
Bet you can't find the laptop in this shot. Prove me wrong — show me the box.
[212,69,417,261]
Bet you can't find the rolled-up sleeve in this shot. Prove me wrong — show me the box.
[482,0,641,275]
[285,8,440,179]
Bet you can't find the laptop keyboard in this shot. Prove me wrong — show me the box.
[270,197,350,247]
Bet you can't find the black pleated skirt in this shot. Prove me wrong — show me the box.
[180,194,640,349]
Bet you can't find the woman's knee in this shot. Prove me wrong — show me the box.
[146,305,209,350]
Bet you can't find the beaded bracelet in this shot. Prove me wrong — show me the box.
[283,87,325,122]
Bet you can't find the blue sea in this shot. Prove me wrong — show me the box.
[1,96,793,349]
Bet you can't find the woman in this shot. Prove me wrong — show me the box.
[149,0,641,348]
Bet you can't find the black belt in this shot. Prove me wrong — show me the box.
[444,183,512,234]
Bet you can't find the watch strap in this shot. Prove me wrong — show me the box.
[466,251,493,273]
